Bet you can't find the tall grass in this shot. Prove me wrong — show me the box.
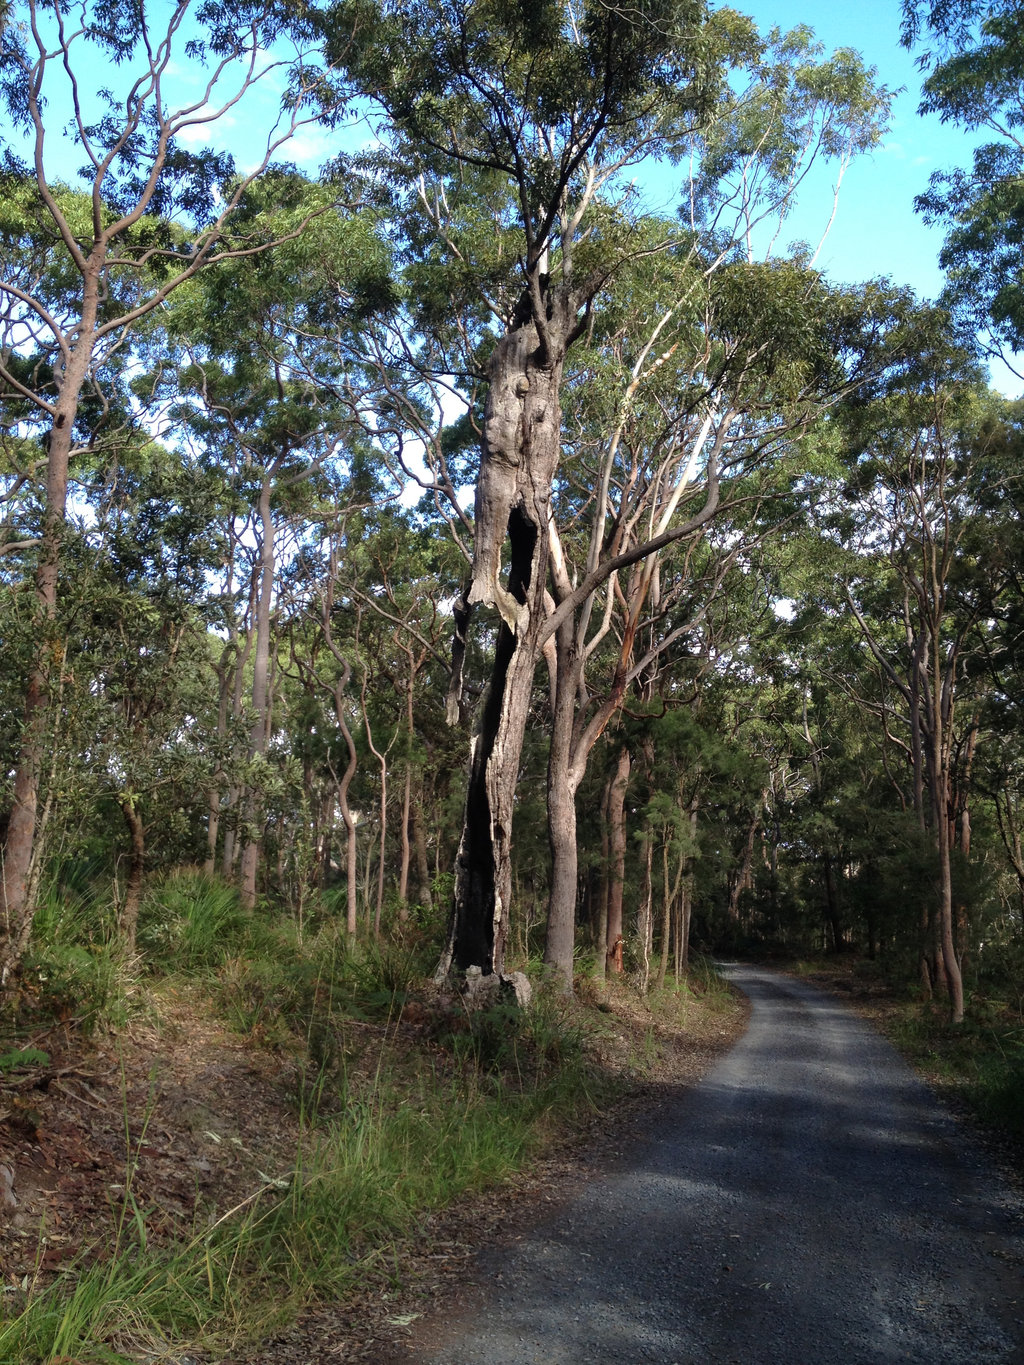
[136,869,253,970]
[884,998,1024,1142]
[4,869,626,1363]
[0,1000,602,1365]
[18,872,131,1032]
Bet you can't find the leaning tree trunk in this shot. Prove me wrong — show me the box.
[0,323,95,987]
[439,306,568,978]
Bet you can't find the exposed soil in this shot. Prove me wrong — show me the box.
[1,984,302,1296]
[0,977,748,1363]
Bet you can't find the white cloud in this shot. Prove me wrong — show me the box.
[176,113,237,146]
[275,127,334,167]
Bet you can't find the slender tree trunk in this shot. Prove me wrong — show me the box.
[594,769,613,982]
[679,880,692,976]
[398,765,412,915]
[316,578,361,942]
[935,772,964,1022]
[638,838,654,994]
[411,795,432,911]
[205,792,222,876]
[1,322,95,984]
[909,646,936,996]
[822,849,843,953]
[239,476,276,910]
[361,828,374,931]
[333,701,359,942]
[929,644,964,1024]
[320,790,335,884]
[222,591,255,879]
[362,676,388,940]
[657,836,685,992]
[679,798,698,977]
[543,618,581,988]
[727,792,766,924]
[605,746,631,975]
[118,797,146,953]
[204,653,232,875]
[657,842,672,994]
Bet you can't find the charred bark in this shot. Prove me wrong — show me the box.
[440,302,567,979]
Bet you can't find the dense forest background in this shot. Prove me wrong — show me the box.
[2,0,1024,1032]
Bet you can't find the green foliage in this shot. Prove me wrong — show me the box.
[19,942,132,1032]
[967,1046,1024,1135]
[886,995,1024,1142]
[344,939,430,1014]
[0,982,609,1365]
[136,870,251,971]
[903,0,1024,354]
[0,1046,49,1074]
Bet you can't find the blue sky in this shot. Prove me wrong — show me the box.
[35,1,960,302]
[19,0,967,307]
[741,0,1023,393]
[741,0,958,299]
[16,0,1012,388]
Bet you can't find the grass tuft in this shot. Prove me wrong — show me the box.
[0,992,605,1364]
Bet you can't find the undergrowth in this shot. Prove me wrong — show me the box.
[0,872,734,1364]
[884,998,1024,1142]
[0,1041,596,1364]
[0,874,626,1364]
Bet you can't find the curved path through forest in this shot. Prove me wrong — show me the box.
[391,965,1023,1365]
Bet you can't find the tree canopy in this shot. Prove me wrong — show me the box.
[0,0,1020,1033]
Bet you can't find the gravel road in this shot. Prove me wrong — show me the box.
[392,965,1024,1365]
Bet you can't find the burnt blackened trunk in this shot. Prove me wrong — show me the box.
[439,302,568,979]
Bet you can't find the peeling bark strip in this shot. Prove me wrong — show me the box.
[440,306,568,977]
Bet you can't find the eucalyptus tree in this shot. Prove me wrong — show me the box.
[0,429,225,959]
[902,0,1024,370]
[329,0,894,978]
[817,329,1004,1022]
[66,442,224,947]
[328,505,465,919]
[539,248,904,982]
[151,178,394,908]
[0,0,346,982]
